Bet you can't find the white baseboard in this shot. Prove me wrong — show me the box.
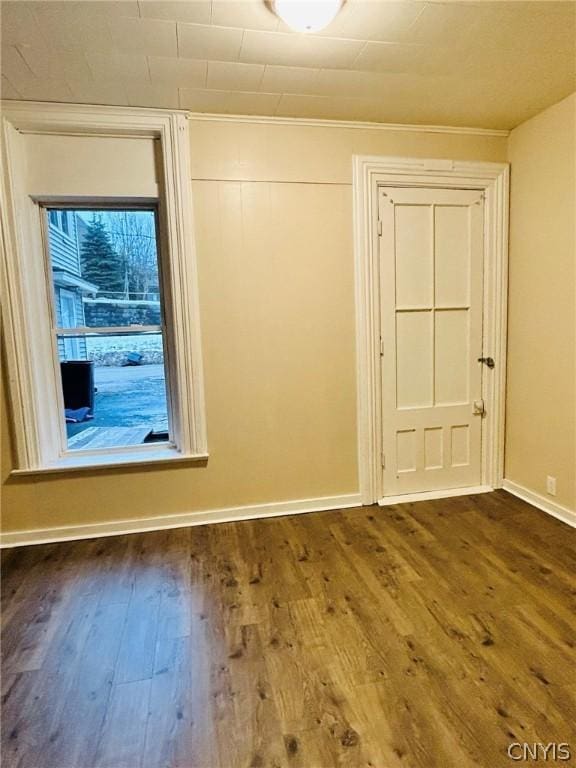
[378,485,492,506]
[8,481,570,548]
[502,480,576,529]
[0,493,363,548]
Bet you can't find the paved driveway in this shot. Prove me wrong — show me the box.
[66,363,169,442]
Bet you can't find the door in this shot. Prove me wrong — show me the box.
[379,186,485,496]
[60,289,82,360]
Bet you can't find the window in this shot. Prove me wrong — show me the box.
[60,210,69,236]
[1,103,207,473]
[49,209,71,236]
[46,206,171,452]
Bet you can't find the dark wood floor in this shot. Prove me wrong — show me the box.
[2,490,575,768]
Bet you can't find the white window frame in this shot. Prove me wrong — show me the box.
[1,101,208,474]
[45,201,173,457]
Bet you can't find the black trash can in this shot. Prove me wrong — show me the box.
[60,361,95,413]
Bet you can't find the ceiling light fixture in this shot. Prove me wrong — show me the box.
[271,0,345,33]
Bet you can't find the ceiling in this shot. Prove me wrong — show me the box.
[1,0,575,129]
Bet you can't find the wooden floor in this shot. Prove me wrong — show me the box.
[2,490,575,768]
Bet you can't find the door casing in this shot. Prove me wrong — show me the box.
[353,155,509,505]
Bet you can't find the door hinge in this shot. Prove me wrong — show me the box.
[478,356,495,369]
[377,219,382,236]
[381,452,386,468]
[379,337,384,356]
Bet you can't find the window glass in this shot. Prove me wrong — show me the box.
[48,209,163,328]
[46,208,170,451]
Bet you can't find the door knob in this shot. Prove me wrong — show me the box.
[478,357,495,369]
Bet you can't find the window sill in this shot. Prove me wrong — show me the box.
[11,446,209,476]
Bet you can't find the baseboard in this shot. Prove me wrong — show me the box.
[378,485,492,506]
[0,493,363,548]
[502,480,576,529]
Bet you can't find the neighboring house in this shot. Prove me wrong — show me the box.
[48,210,97,361]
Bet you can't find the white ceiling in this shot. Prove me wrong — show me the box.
[1,0,575,129]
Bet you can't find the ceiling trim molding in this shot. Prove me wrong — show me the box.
[186,112,510,137]
[0,100,190,136]
[1,101,510,138]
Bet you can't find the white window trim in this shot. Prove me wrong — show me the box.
[1,101,208,474]
[353,154,509,504]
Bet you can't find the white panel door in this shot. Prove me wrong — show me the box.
[380,187,485,496]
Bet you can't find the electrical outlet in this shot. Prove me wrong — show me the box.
[546,475,557,496]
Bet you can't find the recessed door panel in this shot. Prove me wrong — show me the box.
[395,205,433,308]
[424,427,443,470]
[434,309,469,405]
[435,205,470,307]
[396,311,433,409]
[451,425,471,467]
[397,429,417,473]
[380,187,484,496]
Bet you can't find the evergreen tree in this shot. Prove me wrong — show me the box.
[79,215,125,296]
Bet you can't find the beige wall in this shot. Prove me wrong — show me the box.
[24,134,159,197]
[506,94,576,511]
[1,120,507,533]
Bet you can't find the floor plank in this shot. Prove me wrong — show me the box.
[1,490,575,768]
[94,679,151,768]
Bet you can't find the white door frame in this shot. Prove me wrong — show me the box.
[353,155,509,505]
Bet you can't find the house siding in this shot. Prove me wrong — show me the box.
[49,214,81,275]
[49,212,88,361]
